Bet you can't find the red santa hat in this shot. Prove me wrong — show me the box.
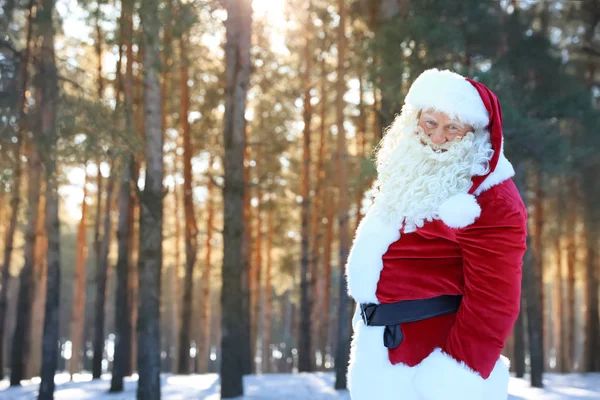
[404,68,506,228]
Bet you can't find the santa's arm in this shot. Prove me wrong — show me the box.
[413,197,527,400]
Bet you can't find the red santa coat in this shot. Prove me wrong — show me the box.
[346,71,528,400]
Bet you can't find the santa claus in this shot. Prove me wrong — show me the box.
[346,69,527,400]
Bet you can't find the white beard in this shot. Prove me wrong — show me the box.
[370,105,494,233]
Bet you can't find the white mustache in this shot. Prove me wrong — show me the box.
[415,127,461,152]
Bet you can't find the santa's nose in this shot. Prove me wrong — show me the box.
[429,129,446,144]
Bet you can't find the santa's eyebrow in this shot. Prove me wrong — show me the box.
[445,121,467,128]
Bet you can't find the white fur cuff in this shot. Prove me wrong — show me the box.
[413,348,510,400]
[438,193,481,228]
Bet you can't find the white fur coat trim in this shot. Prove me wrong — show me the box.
[348,314,510,400]
[438,152,514,228]
[413,348,510,400]
[346,209,400,304]
[348,314,421,400]
[405,69,489,129]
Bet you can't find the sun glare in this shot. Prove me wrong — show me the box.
[253,0,286,26]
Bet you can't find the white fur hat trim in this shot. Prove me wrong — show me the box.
[405,69,489,129]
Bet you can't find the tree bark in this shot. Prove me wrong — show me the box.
[354,71,367,231]
[92,159,116,379]
[110,0,135,388]
[137,0,164,397]
[162,0,177,374]
[554,182,568,372]
[334,0,351,389]
[69,166,89,378]
[251,148,263,374]
[299,0,313,373]
[91,1,105,377]
[177,29,198,376]
[38,0,61,396]
[128,187,139,377]
[513,295,526,377]
[584,175,600,371]
[220,0,252,396]
[515,162,544,387]
[0,0,33,378]
[110,157,134,391]
[172,162,181,371]
[321,187,335,355]
[198,155,215,373]
[27,187,47,380]
[244,144,254,375]
[533,168,546,370]
[10,139,42,387]
[262,208,274,373]
[566,182,576,371]
[309,55,328,366]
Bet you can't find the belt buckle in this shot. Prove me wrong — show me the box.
[360,303,376,325]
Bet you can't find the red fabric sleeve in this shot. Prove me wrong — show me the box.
[442,193,527,378]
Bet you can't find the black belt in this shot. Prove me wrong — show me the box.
[359,295,462,349]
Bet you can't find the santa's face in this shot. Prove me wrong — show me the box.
[371,105,492,231]
[417,109,473,152]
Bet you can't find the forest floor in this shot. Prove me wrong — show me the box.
[1,371,600,399]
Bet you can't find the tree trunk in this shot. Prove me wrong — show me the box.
[128,188,139,377]
[172,163,181,371]
[354,71,367,231]
[69,166,89,378]
[584,176,600,371]
[91,8,105,375]
[177,29,198,376]
[251,147,263,374]
[513,295,526,377]
[309,55,328,366]
[244,144,254,375]
[27,188,47,380]
[515,162,544,387]
[0,0,33,378]
[38,0,61,396]
[137,0,164,398]
[198,155,215,374]
[566,182,576,371]
[533,169,546,370]
[334,0,351,389]
[321,188,335,355]
[92,160,116,379]
[110,156,134,391]
[262,208,274,373]
[299,0,313,373]
[162,0,177,374]
[555,183,568,372]
[10,139,42,387]
[220,0,252,396]
[110,0,135,387]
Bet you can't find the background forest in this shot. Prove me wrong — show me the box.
[0,0,599,399]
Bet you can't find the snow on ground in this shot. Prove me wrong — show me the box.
[1,372,599,399]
